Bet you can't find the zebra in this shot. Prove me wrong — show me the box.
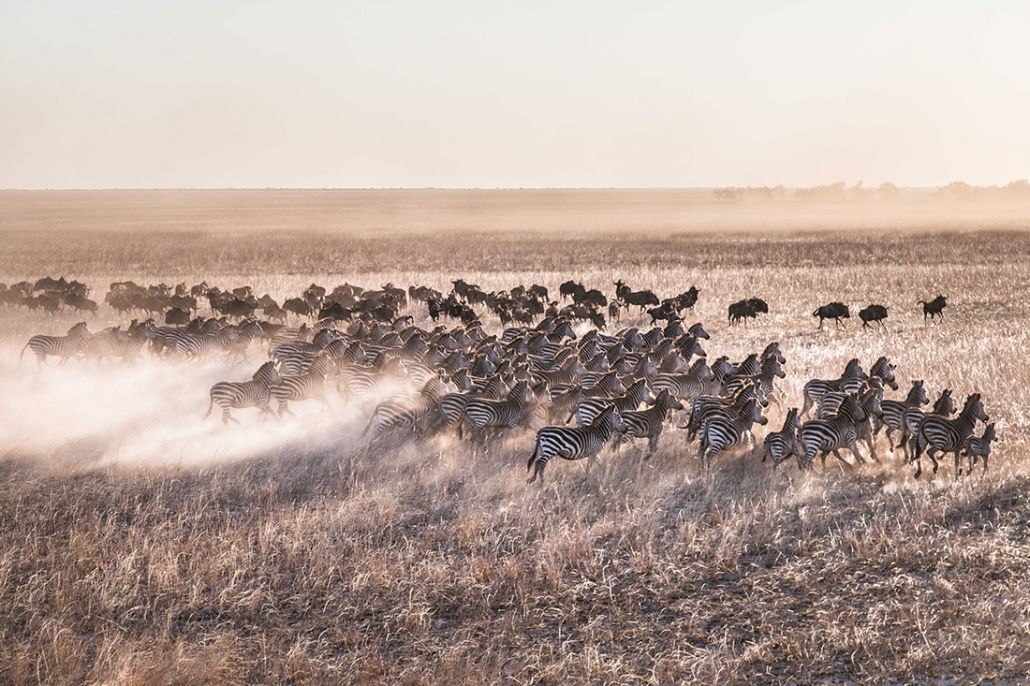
[911,393,989,479]
[723,354,785,406]
[762,407,802,467]
[270,355,333,417]
[579,370,625,399]
[526,406,620,485]
[461,381,535,441]
[868,356,899,391]
[958,423,997,477]
[615,390,684,457]
[685,382,766,443]
[698,398,768,468]
[651,358,717,402]
[800,358,867,418]
[20,322,91,365]
[203,361,281,425]
[797,393,868,470]
[576,378,652,427]
[546,385,584,424]
[362,378,448,442]
[900,389,956,461]
[873,380,928,450]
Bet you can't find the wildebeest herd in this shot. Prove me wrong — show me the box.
[14,276,987,481]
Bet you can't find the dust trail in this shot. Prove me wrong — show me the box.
[0,345,369,468]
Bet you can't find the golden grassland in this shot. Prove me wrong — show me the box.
[3,191,1030,684]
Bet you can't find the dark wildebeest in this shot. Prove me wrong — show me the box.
[64,294,99,317]
[318,302,353,321]
[813,302,850,329]
[283,297,312,319]
[920,295,947,323]
[165,307,191,326]
[728,298,768,325]
[859,304,889,330]
[559,280,584,302]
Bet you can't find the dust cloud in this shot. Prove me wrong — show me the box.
[0,344,370,469]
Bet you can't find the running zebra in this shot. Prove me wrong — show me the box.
[203,361,281,425]
[461,381,535,441]
[874,380,928,450]
[362,378,448,442]
[697,398,768,468]
[20,322,91,365]
[576,379,652,427]
[270,355,333,417]
[723,354,785,405]
[685,382,765,443]
[526,406,620,484]
[614,390,684,457]
[959,423,997,477]
[868,356,899,391]
[800,358,868,418]
[900,389,956,461]
[911,393,989,479]
[762,407,802,467]
[651,358,717,402]
[797,393,867,470]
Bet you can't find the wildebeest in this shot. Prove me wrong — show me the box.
[283,297,313,319]
[920,295,947,323]
[859,304,889,330]
[165,307,192,326]
[813,302,850,329]
[728,298,768,325]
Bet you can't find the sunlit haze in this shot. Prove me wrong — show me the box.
[1,1,1028,189]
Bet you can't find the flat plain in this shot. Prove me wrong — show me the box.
[2,190,1030,685]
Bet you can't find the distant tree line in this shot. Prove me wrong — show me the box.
[714,179,1030,202]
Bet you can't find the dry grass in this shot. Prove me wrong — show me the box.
[2,192,1030,684]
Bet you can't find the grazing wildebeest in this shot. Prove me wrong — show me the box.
[813,302,850,329]
[920,295,947,323]
[859,304,888,330]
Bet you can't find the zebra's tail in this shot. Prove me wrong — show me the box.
[19,341,30,363]
[202,395,214,421]
[527,439,539,472]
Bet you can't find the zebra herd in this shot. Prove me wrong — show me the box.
[15,276,990,483]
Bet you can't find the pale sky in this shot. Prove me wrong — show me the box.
[1,1,1028,189]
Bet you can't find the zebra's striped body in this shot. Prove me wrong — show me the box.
[686,383,765,443]
[874,380,928,449]
[615,390,684,457]
[797,394,867,470]
[270,355,333,417]
[20,322,90,365]
[901,390,956,461]
[462,381,535,440]
[723,355,785,406]
[959,423,996,477]
[651,359,717,402]
[912,393,988,479]
[527,407,620,484]
[762,408,802,467]
[363,379,448,441]
[801,358,867,418]
[576,379,652,427]
[698,398,768,467]
[204,361,281,425]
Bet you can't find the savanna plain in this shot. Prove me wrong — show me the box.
[4,190,1030,685]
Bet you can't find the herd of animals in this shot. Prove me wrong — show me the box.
[11,275,991,483]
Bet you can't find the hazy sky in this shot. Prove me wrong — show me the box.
[1,2,1028,189]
